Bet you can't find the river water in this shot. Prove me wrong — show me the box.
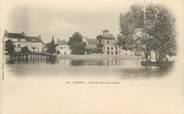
[2,56,183,114]
[4,56,161,79]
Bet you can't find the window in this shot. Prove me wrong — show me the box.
[57,50,60,54]
[107,51,110,55]
[18,44,20,48]
[111,47,113,50]
[60,47,63,49]
[111,52,113,55]
[115,51,118,55]
[115,46,118,50]
[107,40,109,44]
[107,47,109,50]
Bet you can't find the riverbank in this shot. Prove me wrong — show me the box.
[57,54,140,59]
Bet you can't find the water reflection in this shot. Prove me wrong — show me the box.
[6,55,57,64]
[5,57,163,78]
[55,57,141,67]
[70,59,103,66]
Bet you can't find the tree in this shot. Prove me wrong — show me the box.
[5,39,15,55]
[119,4,176,65]
[46,37,56,54]
[68,32,86,55]
[117,33,134,50]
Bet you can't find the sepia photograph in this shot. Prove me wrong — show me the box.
[0,0,184,114]
[3,2,177,78]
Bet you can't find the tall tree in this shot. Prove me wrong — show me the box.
[46,37,56,54]
[68,32,86,55]
[119,4,176,64]
[5,39,15,55]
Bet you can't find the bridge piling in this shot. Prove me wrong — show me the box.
[8,53,56,63]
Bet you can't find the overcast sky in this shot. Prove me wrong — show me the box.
[1,0,176,42]
[8,7,121,42]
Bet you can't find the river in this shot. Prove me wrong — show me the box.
[1,56,183,114]
[4,56,161,79]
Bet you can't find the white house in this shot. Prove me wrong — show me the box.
[56,39,71,55]
[4,30,44,53]
[103,45,120,55]
[26,36,44,52]
[96,30,121,55]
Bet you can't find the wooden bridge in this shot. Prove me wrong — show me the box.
[9,52,57,62]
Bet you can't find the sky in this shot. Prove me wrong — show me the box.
[8,7,121,42]
[1,0,136,42]
[1,0,178,42]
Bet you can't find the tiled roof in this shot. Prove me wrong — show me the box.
[26,36,43,42]
[4,31,43,43]
[96,30,115,40]
[96,34,115,40]
[5,33,26,38]
[103,29,109,32]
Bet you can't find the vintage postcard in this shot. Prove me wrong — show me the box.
[0,0,184,114]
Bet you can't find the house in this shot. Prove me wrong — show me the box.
[26,36,44,52]
[56,39,71,55]
[4,30,44,53]
[96,30,120,55]
[103,45,120,55]
[96,29,115,49]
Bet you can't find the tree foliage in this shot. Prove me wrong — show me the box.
[5,39,15,55]
[68,32,86,55]
[46,37,56,54]
[119,4,176,63]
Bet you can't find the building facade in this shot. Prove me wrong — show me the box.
[4,30,44,53]
[96,30,120,55]
[103,45,120,55]
[56,39,71,55]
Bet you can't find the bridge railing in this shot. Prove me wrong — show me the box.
[7,52,57,63]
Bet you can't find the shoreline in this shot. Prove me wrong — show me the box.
[57,54,140,59]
